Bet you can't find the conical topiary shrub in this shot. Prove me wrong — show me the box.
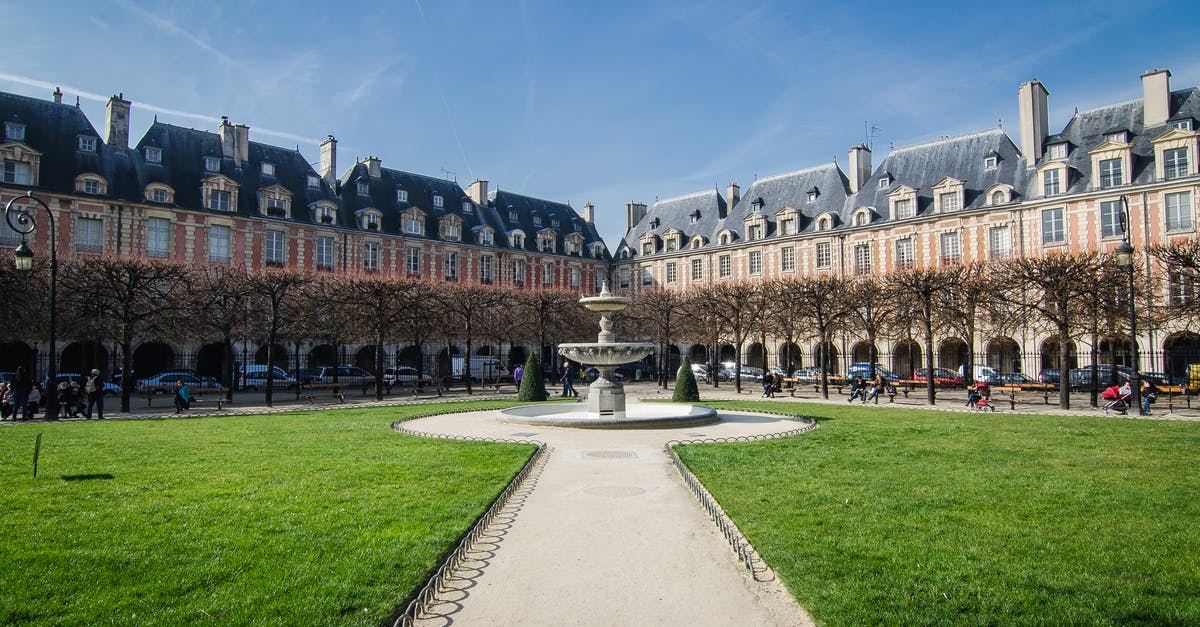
[517,354,549,401]
[673,356,700,402]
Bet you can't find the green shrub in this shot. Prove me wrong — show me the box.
[673,356,700,402]
[517,354,549,401]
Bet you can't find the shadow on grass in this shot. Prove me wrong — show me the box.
[61,473,114,481]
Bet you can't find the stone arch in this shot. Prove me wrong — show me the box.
[507,346,527,370]
[1163,332,1200,384]
[892,339,922,378]
[813,340,839,375]
[196,342,231,380]
[308,344,337,368]
[59,340,109,376]
[1096,336,1138,368]
[718,344,736,364]
[0,341,35,373]
[1040,337,1078,373]
[665,344,681,377]
[986,337,1022,373]
[851,341,875,365]
[688,344,708,365]
[745,342,766,369]
[254,343,290,370]
[355,346,378,373]
[938,338,968,373]
[777,342,801,372]
[133,341,175,378]
[438,345,462,378]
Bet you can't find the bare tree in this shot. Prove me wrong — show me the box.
[246,269,310,407]
[676,291,724,388]
[340,276,426,400]
[187,266,253,400]
[1149,239,1200,326]
[438,284,509,394]
[935,263,989,386]
[883,267,958,404]
[845,276,896,379]
[694,282,764,394]
[779,276,854,399]
[624,288,686,388]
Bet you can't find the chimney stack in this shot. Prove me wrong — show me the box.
[467,179,489,205]
[582,201,594,223]
[625,201,647,233]
[1142,68,1172,128]
[320,135,337,185]
[1018,79,1050,164]
[234,124,249,165]
[52,87,62,104]
[105,93,131,149]
[726,181,741,208]
[219,117,235,160]
[847,144,872,193]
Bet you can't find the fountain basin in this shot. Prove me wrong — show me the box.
[498,402,718,429]
[558,342,655,366]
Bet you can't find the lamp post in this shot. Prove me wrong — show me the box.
[1114,195,1141,415]
[5,191,59,419]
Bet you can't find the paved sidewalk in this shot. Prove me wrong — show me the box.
[404,399,815,627]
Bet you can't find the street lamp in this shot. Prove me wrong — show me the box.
[4,191,59,419]
[1115,195,1141,415]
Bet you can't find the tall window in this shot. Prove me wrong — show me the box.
[894,199,913,219]
[1165,191,1194,231]
[76,217,103,253]
[405,248,421,275]
[209,189,231,212]
[816,242,831,268]
[147,217,169,258]
[264,229,285,265]
[988,226,1011,261]
[405,215,422,235]
[3,160,32,185]
[1042,208,1065,245]
[1169,268,1197,306]
[569,266,580,288]
[666,262,677,283]
[443,221,461,240]
[618,268,630,288]
[853,243,871,274]
[316,236,334,269]
[718,255,731,277]
[780,218,795,235]
[640,266,652,286]
[594,270,605,291]
[1043,169,1061,196]
[209,225,231,262]
[480,229,494,245]
[363,242,380,272]
[895,238,914,269]
[748,224,762,241]
[691,258,703,281]
[748,251,763,275]
[397,188,408,202]
[1099,158,1123,188]
[1100,200,1125,238]
[781,246,796,271]
[480,255,494,283]
[939,192,959,212]
[444,252,459,279]
[513,259,526,285]
[939,232,961,266]
[544,263,556,286]
[1164,148,1190,180]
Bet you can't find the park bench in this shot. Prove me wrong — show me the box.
[809,377,847,395]
[1157,385,1194,411]
[896,379,924,399]
[395,377,447,397]
[299,382,346,404]
[141,386,228,410]
[485,374,518,392]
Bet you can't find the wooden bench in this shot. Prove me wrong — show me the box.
[485,374,518,392]
[394,377,447,397]
[299,382,346,403]
[141,386,228,410]
[809,377,847,395]
[1157,385,1195,411]
[896,379,924,399]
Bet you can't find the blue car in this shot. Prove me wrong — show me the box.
[846,362,900,382]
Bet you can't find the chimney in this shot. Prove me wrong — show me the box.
[726,181,740,208]
[1142,68,1172,128]
[319,135,337,185]
[105,93,131,148]
[234,124,249,165]
[582,201,594,223]
[1018,79,1050,164]
[363,156,381,179]
[52,87,62,104]
[847,144,872,193]
[625,201,647,233]
[219,117,235,160]
[467,179,489,205]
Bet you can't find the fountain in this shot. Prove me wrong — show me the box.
[499,283,717,428]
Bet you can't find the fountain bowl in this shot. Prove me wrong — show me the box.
[558,342,655,367]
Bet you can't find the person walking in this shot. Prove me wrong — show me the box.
[85,369,105,420]
[1141,379,1158,416]
[174,379,191,414]
[11,366,31,421]
[560,361,579,397]
[513,363,524,386]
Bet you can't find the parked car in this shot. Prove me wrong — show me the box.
[314,366,374,387]
[720,364,763,382]
[614,362,654,382]
[239,365,296,390]
[1037,368,1061,386]
[992,372,1036,385]
[912,367,964,386]
[290,368,321,385]
[1068,365,1132,391]
[958,364,1000,383]
[383,366,419,386]
[790,366,831,382]
[847,363,900,382]
[584,366,625,383]
[136,372,220,394]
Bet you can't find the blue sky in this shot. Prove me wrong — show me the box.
[3,0,1200,246]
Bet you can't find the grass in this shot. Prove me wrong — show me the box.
[676,401,1200,626]
[0,401,535,625]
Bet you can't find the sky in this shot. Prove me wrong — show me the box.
[3,0,1200,247]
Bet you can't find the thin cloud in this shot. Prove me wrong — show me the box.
[114,0,247,71]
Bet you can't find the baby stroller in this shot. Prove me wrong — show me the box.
[1101,385,1131,415]
[967,382,995,412]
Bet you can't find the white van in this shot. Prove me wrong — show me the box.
[451,356,509,381]
[959,365,998,382]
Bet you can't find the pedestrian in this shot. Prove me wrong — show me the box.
[865,372,887,404]
[513,363,524,385]
[11,366,31,421]
[762,371,775,397]
[847,375,867,402]
[1141,379,1158,416]
[0,382,11,419]
[85,368,105,420]
[560,361,579,397]
[174,379,191,413]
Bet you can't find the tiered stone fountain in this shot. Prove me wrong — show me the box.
[499,283,716,429]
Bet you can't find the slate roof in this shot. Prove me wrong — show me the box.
[0,91,139,200]
[1035,87,1200,193]
[340,164,474,236]
[618,189,727,258]
[489,189,608,258]
[727,163,851,235]
[851,128,1027,220]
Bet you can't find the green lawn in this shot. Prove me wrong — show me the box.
[677,401,1200,626]
[0,402,535,625]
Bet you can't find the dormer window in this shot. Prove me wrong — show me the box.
[151,188,168,203]
[747,224,763,240]
[533,215,542,226]
[984,155,998,169]
[78,136,96,152]
[462,200,472,214]
[690,211,701,223]
[939,192,960,212]
[403,210,424,235]
[396,188,408,202]
[441,217,462,240]
[852,209,869,226]
[479,229,494,245]
[878,176,890,190]
[650,217,660,229]
[642,241,654,255]
[511,231,525,248]
[316,205,336,224]
[204,156,220,172]
[75,173,108,196]
[719,233,730,245]
[4,122,25,141]
[538,230,556,253]
[509,209,519,222]
[261,162,275,176]
[1171,119,1194,131]
[365,213,380,230]
[1099,158,1123,188]
[83,178,100,195]
[356,181,370,196]
[265,197,286,217]
[894,199,913,219]
[932,177,964,213]
[1048,143,1068,160]
[592,242,606,257]
[307,174,320,189]
[1105,130,1128,144]
[145,146,162,163]
[433,194,444,208]
[552,218,559,228]
[817,217,830,231]
[691,237,703,249]
[807,191,818,202]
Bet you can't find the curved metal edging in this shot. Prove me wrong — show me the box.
[389,416,546,627]
[665,410,819,582]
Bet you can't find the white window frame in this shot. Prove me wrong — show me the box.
[5,122,25,141]
[152,188,168,204]
[894,199,913,220]
[853,243,871,274]
[145,146,162,163]
[1165,191,1194,232]
[307,174,321,189]
[356,181,370,196]
[83,178,100,195]
[78,136,96,152]
[1042,207,1065,245]
[147,217,170,258]
[718,255,731,277]
[397,188,408,202]
[513,258,526,285]
[208,225,231,262]
[666,262,677,283]
[264,229,286,265]
[1043,169,1061,196]
[444,251,459,279]
[781,246,796,272]
[433,194,444,208]
[546,263,557,286]
[261,162,275,176]
[988,226,1011,261]
[1099,158,1123,189]
[569,266,580,288]
[1100,200,1125,239]
[209,189,232,212]
[315,236,334,270]
[691,258,703,281]
[204,156,220,172]
[816,242,831,268]
[405,247,421,275]
[1049,143,1067,159]
[480,255,494,283]
[3,160,32,185]
[939,231,961,266]
[405,215,422,235]
[748,250,762,275]
[895,238,914,269]
[362,242,380,272]
[1164,147,1189,180]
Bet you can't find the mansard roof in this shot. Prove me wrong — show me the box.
[618,189,727,258]
[852,128,1027,219]
[340,165,473,236]
[490,189,608,258]
[727,163,850,235]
